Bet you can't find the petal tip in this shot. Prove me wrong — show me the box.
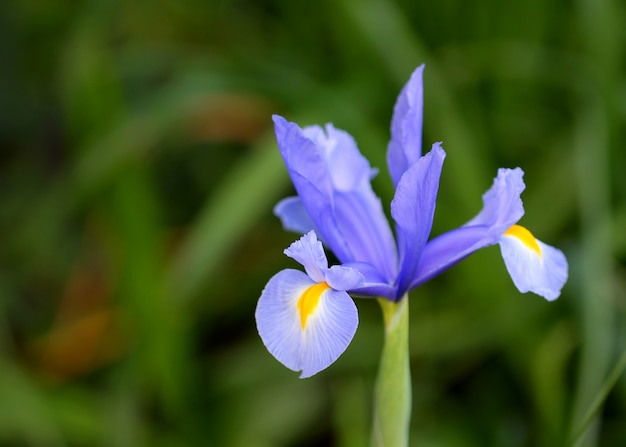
[272,114,287,125]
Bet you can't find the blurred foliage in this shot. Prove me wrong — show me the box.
[1,0,625,446]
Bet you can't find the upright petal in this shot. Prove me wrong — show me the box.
[255,269,358,378]
[411,168,526,288]
[303,123,376,193]
[465,168,525,237]
[284,231,328,282]
[499,225,568,300]
[273,115,398,282]
[387,64,425,186]
[274,196,317,235]
[391,143,445,297]
[273,115,352,262]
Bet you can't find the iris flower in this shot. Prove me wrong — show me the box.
[256,65,567,378]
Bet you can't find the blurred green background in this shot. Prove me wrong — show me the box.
[1,0,625,446]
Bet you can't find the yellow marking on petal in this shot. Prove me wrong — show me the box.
[298,282,330,329]
[504,224,542,256]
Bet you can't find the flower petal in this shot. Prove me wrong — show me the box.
[465,167,525,237]
[303,123,377,193]
[342,262,398,299]
[411,167,526,288]
[391,143,445,297]
[284,231,328,283]
[325,265,364,291]
[411,225,489,287]
[273,115,397,282]
[274,196,317,235]
[255,269,358,378]
[273,115,351,261]
[387,64,425,186]
[332,191,398,281]
[499,226,568,301]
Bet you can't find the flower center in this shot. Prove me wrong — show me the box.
[504,224,542,256]
[298,282,330,329]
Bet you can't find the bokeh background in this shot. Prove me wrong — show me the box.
[1,0,625,446]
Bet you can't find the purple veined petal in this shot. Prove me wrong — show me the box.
[302,122,398,281]
[273,116,332,196]
[498,225,568,301]
[273,115,352,262]
[350,283,397,299]
[273,115,398,282]
[388,64,425,187]
[284,231,328,282]
[391,143,445,297]
[410,167,527,289]
[274,196,317,235]
[410,225,493,288]
[332,191,398,282]
[255,269,358,378]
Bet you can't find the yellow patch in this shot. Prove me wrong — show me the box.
[504,224,542,256]
[298,282,330,329]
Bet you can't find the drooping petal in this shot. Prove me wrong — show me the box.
[284,231,328,282]
[274,196,317,235]
[498,225,568,301]
[299,288,359,378]
[387,64,425,186]
[273,115,398,282]
[255,269,358,378]
[410,168,526,289]
[391,143,445,297]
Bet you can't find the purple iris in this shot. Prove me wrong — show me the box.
[255,65,568,377]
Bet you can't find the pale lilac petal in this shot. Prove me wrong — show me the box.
[499,230,568,301]
[255,269,358,378]
[273,115,397,282]
[387,64,425,186]
[299,288,358,378]
[325,265,364,291]
[391,143,445,297]
[303,124,376,192]
[465,167,525,237]
[284,231,327,282]
[274,196,317,235]
[255,269,316,373]
[411,168,526,289]
[341,262,397,299]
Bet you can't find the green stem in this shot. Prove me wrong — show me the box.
[372,295,411,447]
[569,348,626,446]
